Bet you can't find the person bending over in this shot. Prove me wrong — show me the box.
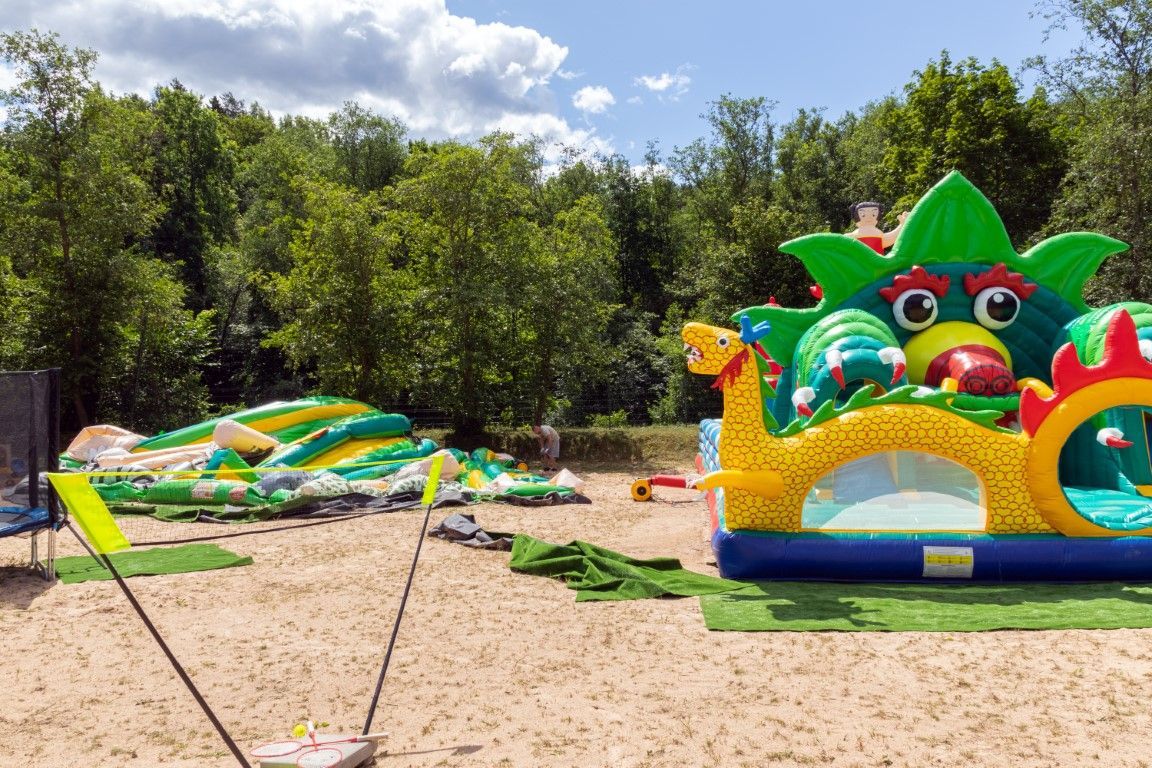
[531,424,560,473]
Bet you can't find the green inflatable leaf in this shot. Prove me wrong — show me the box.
[888,170,1017,267]
[779,233,893,304]
[1011,232,1128,313]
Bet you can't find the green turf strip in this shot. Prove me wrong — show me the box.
[55,543,253,584]
[700,581,1152,631]
[509,535,745,601]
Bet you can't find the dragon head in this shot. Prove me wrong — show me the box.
[880,263,1032,397]
[682,322,744,376]
[734,172,1129,413]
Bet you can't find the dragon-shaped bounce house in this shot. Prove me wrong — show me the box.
[686,171,1152,581]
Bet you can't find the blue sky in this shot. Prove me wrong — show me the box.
[448,0,1083,160]
[3,1,1084,165]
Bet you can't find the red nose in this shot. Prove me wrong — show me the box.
[926,345,1016,396]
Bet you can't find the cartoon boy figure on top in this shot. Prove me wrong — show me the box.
[847,201,909,254]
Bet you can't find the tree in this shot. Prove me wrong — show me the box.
[224,115,342,402]
[648,304,720,425]
[0,145,31,368]
[95,259,215,434]
[1031,0,1152,303]
[596,152,686,319]
[690,200,824,323]
[880,52,1067,245]
[266,180,415,405]
[829,100,900,223]
[774,109,837,226]
[395,135,544,435]
[327,102,408,192]
[147,82,237,312]
[0,30,209,429]
[391,134,619,434]
[210,93,276,150]
[516,196,618,423]
[669,94,776,237]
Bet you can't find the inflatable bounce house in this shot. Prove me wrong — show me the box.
[687,171,1152,581]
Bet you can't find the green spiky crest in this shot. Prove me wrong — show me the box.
[772,384,1010,438]
[735,171,1129,367]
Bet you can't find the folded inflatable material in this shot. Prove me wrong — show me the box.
[253,469,314,495]
[312,435,411,467]
[92,481,147,502]
[142,479,266,506]
[132,397,375,452]
[551,469,585,492]
[260,412,412,468]
[500,483,574,497]
[480,470,549,491]
[456,456,517,487]
[482,460,514,478]
[65,425,146,462]
[202,448,258,483]
[470,447,496,464]
[212,419,280,454]
[322,437,418,471]
[390,450,462,483]
[87,465,157,486]
[97,444,215,469]
[482,472,521,493]
[336,438,439,480]
[295,472,354,497]
[462,468,487,489]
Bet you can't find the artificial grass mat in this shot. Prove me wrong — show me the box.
[700,580,1152,631]
[55,543,253,583]
[509,535,745,601]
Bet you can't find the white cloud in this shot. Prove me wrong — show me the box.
[634,64,693,100]
[636,162,670,179]
[572,85,614,115]
[1,54,31,123]
[556,68,581,80]
[3,0,608,151]
[491,111,613,164]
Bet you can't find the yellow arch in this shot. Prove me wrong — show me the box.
[1027,377,1152,537]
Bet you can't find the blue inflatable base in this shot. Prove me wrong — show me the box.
[0,506,52,537]
[713,527,1152,582]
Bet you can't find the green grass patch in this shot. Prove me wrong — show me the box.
[700,581,1152,631]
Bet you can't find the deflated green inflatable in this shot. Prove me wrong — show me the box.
[133,397,375,451]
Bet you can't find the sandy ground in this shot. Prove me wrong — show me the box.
[5,464,1152,768]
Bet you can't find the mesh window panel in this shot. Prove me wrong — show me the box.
[0,370,60,517]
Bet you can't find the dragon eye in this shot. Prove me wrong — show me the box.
[716,335,731,348]
[892,289,938,331]
[973,287,1020,330]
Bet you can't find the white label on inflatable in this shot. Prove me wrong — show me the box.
[922,546,974,578]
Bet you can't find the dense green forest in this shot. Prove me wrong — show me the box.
[2,0,1151,437]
